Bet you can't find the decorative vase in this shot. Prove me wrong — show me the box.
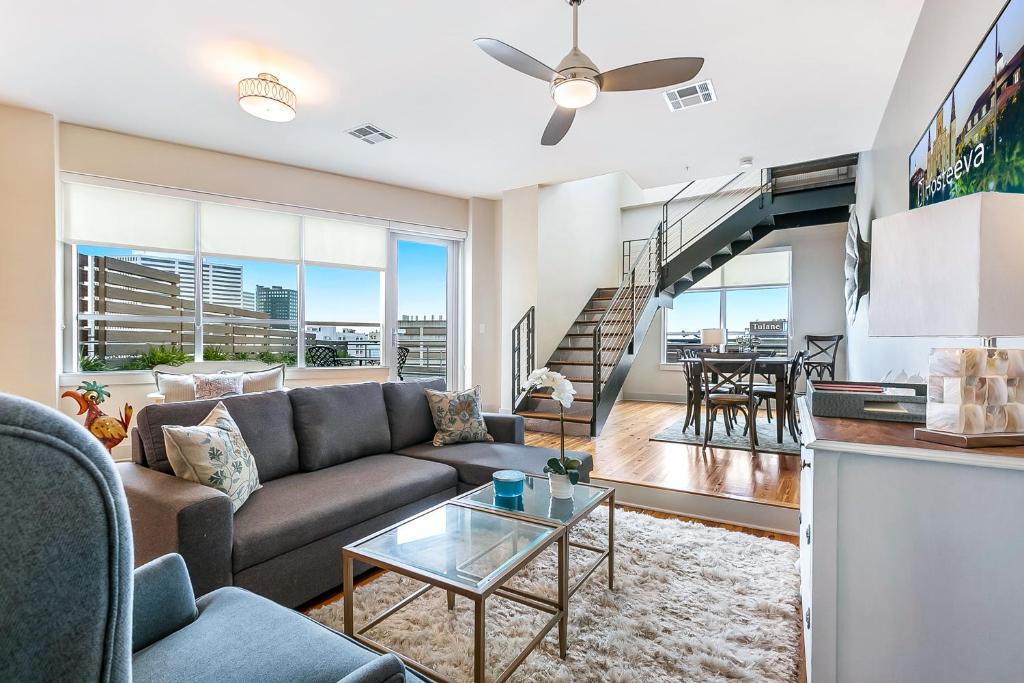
[548,472,574,499]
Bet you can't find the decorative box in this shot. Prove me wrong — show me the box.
[805,381,926,423]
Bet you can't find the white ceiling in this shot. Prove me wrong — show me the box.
[0,0,923,199]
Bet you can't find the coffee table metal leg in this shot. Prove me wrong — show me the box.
[447,590,455,611]
[608,491,616,590]
[474,597,486,682]
[558,532,568,659]
[343,551,354,636]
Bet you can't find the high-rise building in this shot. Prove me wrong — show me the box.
[256,285,298,321]
[115,254,243,307]
[241,290,256,311]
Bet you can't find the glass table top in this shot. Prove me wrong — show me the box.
[353,503,554,590]
[461,474,608,524]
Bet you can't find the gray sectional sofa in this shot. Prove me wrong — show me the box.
[119,378,593,608]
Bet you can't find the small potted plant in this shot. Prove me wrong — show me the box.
[525,367,581,499]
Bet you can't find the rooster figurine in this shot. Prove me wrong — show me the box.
[62,381,133,453]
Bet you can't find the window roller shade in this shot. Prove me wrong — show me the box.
[200,202,301,262]
[303,216,387,270]
[63,183,195,251]
[723,251,790,287]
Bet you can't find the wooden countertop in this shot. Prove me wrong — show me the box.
[798,398,1024,470]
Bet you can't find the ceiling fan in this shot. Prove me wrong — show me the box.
[474,0,704,146]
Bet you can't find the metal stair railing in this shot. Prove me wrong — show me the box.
[660,168,768,266]
[511,306,535,407]
[592,222,660,407]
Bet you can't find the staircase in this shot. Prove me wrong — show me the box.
[512,154,858,436]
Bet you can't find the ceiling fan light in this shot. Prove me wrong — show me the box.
[552,77,599,109]
[238,73,296,122]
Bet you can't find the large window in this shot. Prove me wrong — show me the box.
[664,250,791,362]
[64,180,390,372]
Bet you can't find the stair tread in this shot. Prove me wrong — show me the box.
[528,391,594,402]
[567,332,628,337]
[549,360,615,366]
[516,410,592,424]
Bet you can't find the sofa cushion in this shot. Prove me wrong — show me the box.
[289,383,392,471]
[134,391,299,484]
[231,454,457,572]
[132,586,429,683]
[395,441,594,487]
[381,378,446,451]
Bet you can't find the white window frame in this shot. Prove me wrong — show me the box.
[660,246,792,367]
[60,173,466,380]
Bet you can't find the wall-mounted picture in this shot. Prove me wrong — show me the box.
[909,0,1024,209]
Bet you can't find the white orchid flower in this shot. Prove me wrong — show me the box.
[525,367,576,408]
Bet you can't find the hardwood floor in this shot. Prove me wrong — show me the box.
[525,399,801,509]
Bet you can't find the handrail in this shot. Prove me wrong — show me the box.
[511,306,535,406]
[661,168,769,266]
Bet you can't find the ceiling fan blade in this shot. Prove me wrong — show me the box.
[597,57,704,92]
[474,38,559,82]
[541,107,576,146]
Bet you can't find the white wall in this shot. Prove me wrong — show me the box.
[467,197,501,410]
[498,186,539,410]
[849,0,1023,379]
[622,222,848,402]
[0,104,59,406]
[536,173,624,364]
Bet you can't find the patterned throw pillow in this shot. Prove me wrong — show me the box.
[194,373,243,400]
[424,386,494,447]
[161,402,261,511]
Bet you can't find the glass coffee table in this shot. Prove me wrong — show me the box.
[343,501,568,683]
[455,474,615,597]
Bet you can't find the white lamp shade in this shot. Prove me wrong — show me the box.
[870,192,1024,337]
[701,328,725,345]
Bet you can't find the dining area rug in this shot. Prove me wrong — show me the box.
[651,413,801,455]
[309,506,802,682]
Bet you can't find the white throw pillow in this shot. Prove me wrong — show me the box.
[154,371,196,403]
[162,402,262,511]
[241,364,285,394]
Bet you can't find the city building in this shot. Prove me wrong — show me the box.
[256,285,298,321]
[115,254,244,308]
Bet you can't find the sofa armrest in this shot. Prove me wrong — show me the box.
[483,413,525,444]
[336,653,406,683]
[116,462,234,597]
[132,554,198,652]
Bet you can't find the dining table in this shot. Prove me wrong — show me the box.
[682,356,793,444]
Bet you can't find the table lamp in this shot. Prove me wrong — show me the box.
[870,192,1024,446]
[700,328,726,352]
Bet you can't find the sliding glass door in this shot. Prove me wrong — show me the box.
[386,234,461,387]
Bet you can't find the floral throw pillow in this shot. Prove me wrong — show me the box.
[161,402,261,511]
[194,373,243,400]
[424,386,494,447]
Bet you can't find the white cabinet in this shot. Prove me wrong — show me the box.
[798,399,1024,683]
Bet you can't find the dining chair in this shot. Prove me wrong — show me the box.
[750,351,805,441]
[307,344,340,367]
[395,345,411,380]
[680,355,703,433]
[697,352,760,454]
[804,334,843,380]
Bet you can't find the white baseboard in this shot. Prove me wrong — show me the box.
[620,392,686,403]
[594,477,799,535]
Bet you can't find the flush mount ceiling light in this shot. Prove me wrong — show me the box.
[238,72,296,122]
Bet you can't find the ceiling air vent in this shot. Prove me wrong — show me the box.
[346,124,396,144]
[663,80,716,112]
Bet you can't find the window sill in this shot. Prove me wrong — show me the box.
[60,365,391,386]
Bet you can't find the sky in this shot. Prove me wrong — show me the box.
[665,287,788,337]
[79,240,447,325]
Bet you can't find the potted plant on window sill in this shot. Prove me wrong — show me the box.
[525,367,581,499]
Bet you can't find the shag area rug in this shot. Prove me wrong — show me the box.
[309,507,801,682]
[651,414,801,455]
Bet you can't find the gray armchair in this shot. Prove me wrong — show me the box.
[0,393,417,683]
